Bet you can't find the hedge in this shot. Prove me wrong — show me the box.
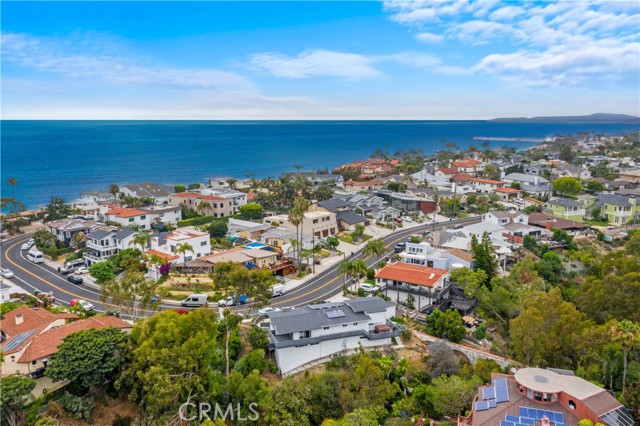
[177,215,217,227]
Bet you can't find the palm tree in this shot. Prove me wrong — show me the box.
[288,206,304,271]
[196,200,211,216]
[174,242,194,275]
[337,258,353,290]
[363,239,386,262]
[226,178,237,190]
[109,184,119,205]
[611,320,640,389]
[5,177,18,215]
[351,259,368,292]
[130,232,152,255]
[294,197,310,264]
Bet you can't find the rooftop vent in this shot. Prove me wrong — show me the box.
[325,310,346,319]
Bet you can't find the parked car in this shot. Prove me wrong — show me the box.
[218,293,247,307]
[26,250,44,263]
[0,267,14,278]
[401,216,413,222]
[21,239,35,250]
[70,299,94,311]
[393,217,403,224]
[452,224,464,230]
[74,266,89,275]
[394,242,406,252]
[258,306,282,315]
[67,275,83,285]
[271,284,285,297]
[61,259,86,275]
[359,283,377,293]
[29,367,46,379]
[425,219,438,225]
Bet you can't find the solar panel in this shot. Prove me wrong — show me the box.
[475,401,488,411]
[500,422,514,426]
[325,309,346,319]
[495,378,510,403]
[519,417,534,425]
[506,415,519,422]
[519,407,527,417]
[488,399,497,408]
[2,329,37,352]
[482,386,495,399]
[553,412,564,423]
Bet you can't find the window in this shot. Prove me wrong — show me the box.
[313,219,319,224]
[32,361,37,365]
[201,241,207,246]
[299,330,310,338]
[353,322,358,326]
[141,215,146,220]
[322,326,330,330]
[568,400,576,410]
[129,218,134,222]
[343,324,347,327]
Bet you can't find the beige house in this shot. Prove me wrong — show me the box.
[266,208,338,238]
[1,306,131,376]
[169,192,235,218]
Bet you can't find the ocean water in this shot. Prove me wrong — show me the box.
[1,120,637,209]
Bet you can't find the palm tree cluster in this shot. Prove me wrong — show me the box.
[338,258,368,293]
[288,197,310,273]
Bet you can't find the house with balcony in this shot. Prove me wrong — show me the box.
[452,158,482,174]
[266,298,400,375]
[83,228,137,266]
[147,227,211,265]
[547,199,585,222]
[78,190,113,205]
[375,263,451,311]
[47,218,96,247]
[375,190,437,214]
[592,194,639,226]
[344,180,384,191]
[400,241,473,269]
[502,173,552,198]
[200,188,248,214]
[470,177,505,193]
[169,192,235,218]
[265,207,338,238]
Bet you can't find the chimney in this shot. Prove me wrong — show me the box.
[15,313,23,325]
[541,416,551,426]
[545,217,553,231]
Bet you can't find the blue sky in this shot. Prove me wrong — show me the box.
[2,1,639,119]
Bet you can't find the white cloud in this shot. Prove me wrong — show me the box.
[250,49,445,79]
[415,32,444,43]
[383,0,640,87]
[1,32,254,90]
[249,49,382,79]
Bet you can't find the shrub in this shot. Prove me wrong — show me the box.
[61,393,95,423]
[357,288,366,297]
[248,327,270,352]
[177,215,217,228]
[112,415,133,426]
[34,417,59,426]
[234,349,267,375]
[366,268,375,280]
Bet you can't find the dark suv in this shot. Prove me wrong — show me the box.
[394,242,406,252]
[67,275,83,285]
[29,367,46,379]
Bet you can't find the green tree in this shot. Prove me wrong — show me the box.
[44,196,72,222]
[238,203,264,220]
[196,200,211,216]
[425,309,466,343]
[32,228,57,250]
[89,261,116,284]
[117,309,226,416]
[174,184,186,193]
[552,177,583,196]
[450,267,487,296]
[351,224,365,243]
[0,376,36,426]
[100,270,160,319]
[559,145,575,162]
[313,182,335,201]
[71,231,87,250]
[611,320,640,389]
[174,242,194,273]
[234,349,267,376]
[47,327,128,391]
[427,375,480,417]
[471,232,499,287]
[208,220,228,239]
[622,380,640,425]
[473,358,501,384]
[326,236,340,251]
[337,355,396,413]
[535,251,564,284]
[109,184,120,204]
[586,180,606,192]
[129,232,152,255]
[248,326,270,352]
[362,239,385,261]
[188,182,201,190]
[510,181,521,190]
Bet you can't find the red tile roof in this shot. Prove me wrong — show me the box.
[375,264,449,287]
[19,316,132,363]
[345,180,384,186]
[471,177,505,185]
[106,207,148,218]
[495,187,522,193]
[437,167,459,175]
[1,306,78,340]
[453,158,481,168]
[171,192,224,201]
[451,173,475,182]
[145,249,180,260]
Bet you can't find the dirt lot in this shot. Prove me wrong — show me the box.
[52,397,140,426]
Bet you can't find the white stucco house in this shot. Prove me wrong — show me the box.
[267,298,400,375]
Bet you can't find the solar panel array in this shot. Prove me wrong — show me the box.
[518,406,564,423]
[482,386,495,400]
[325,309,346,319]
[495,378,510,403]
[2,329,37,352]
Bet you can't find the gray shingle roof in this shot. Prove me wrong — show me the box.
[318,198,352,212]
[88,230,113,240]
[595,194,633,208]
[269,298,391,335]
[122,182,171,198]
[115,229,137,240]
[550,198,584,208]
[336,210,366,225]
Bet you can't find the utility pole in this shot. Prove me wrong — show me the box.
[452,182,458,219]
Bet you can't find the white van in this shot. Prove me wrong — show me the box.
[181,294,209,307]
[271,284,285,297]
[61,258,86,274]
[27,250,44,264]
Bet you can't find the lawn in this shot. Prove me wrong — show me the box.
[338,233,373,244]
[584,219,610,227]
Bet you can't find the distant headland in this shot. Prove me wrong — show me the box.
[490,113,640,123]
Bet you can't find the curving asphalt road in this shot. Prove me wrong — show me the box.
[1,217,480,319]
